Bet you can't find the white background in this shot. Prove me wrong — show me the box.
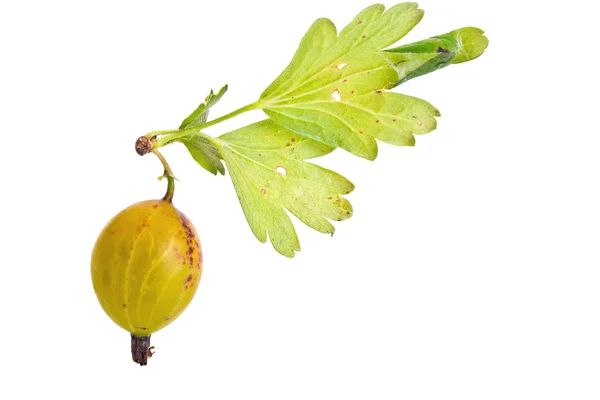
[0,0,598,398]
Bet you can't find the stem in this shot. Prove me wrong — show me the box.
[155,129,212,149]
[145,130,176,139]
[198,102,259,130]
[153,102,260,148]
[152,149,176,202]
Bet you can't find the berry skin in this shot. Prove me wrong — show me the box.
[91,199,202,337]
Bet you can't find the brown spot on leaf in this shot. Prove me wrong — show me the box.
[290,137,296,142]
[261,188,267,195]
[436,46,449,53]
[362,35,366,38]
[358,20,362,24]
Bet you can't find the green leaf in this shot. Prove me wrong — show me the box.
[383,27,489,86]
[213,120,351,257]
[180,85,228,129]
[258,3,433,160]
[179,136,225,175]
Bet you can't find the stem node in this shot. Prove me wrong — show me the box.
[135,136,154,156]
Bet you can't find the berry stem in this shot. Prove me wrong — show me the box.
[152,149,176,203]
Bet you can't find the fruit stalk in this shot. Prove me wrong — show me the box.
[151,148,175,203]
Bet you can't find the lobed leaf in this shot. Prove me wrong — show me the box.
[214,120,352,257]
[259,3,433,160]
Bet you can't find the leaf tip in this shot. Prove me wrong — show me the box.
[388,2,424,19]
[365,148,379,161]
[450,27,489,63]
[347,182,356,194]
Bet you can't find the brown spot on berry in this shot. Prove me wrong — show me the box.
[187,274,192,282]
